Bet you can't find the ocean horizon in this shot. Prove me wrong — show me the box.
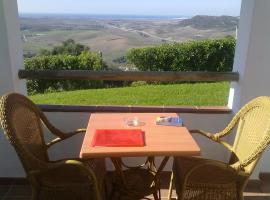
[19,13,191,20]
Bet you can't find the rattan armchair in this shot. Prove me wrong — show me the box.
[170,96,270,200]
[0,93,107,200]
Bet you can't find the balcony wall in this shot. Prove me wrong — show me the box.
[46,112,232,169]
[0,112,231,177]
[1,110,269,178]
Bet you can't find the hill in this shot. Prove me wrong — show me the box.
[20,15,238,67]
[178,15,239,30]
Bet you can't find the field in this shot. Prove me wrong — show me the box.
[20,15,238,68]
[30,82,230,106]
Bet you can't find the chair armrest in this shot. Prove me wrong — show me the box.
[38,107,86,148]
[46,129,86,149]
[38,108,86,139]
[28,159,102,200]
[190,129,219,141]
[190,108,242,141]
[49,157,95,164]
[190,129,235,154]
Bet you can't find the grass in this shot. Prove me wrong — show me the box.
[30,82,230,106]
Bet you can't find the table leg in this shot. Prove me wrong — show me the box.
[168,171,174,200]
[111,158,128,187]
[154,156,170,200]
[110,156,170,200]
[156,156,170,176]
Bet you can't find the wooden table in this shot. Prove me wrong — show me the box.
[80,113,200,199]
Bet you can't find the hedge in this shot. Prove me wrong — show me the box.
[127,38,236,72]
[25,51,104,94]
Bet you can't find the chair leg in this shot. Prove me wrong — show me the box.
[104,177,112,200]
[31,192,38,200]
[168,171,174,200]
[31,185,39,200]
[153,192,159,200]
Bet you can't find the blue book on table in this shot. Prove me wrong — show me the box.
[156,116,183,127]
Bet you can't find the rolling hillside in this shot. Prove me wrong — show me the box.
[20,15,239,67]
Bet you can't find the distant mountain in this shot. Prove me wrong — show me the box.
[179,15,239,30]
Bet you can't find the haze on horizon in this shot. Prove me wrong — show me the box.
[18,0,241,17]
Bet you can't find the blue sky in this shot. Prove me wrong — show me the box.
[18,0,242,16]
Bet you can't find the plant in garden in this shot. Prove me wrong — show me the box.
[39,39,90,56]
[25,51,104,94]
[127,38,236,72]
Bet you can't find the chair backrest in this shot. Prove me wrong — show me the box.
[0,93,49,172]
[230,96,270,174]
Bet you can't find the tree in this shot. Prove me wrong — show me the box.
[39,39,90,56]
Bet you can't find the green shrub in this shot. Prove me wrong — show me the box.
[39,39,90,56]
[127,38,236,72]
[25,51,104,94]
[131,81,148,87]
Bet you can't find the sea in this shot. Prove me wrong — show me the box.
[19,13,190,20]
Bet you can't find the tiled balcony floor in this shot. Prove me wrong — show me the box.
[0,173,269,200]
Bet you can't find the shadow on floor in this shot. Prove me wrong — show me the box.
[0,173,269,199]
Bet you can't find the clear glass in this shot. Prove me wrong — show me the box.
[124,116,145,127]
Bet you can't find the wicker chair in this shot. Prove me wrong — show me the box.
[0,93,107,200]
[171,96,270,200]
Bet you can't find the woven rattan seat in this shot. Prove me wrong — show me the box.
[0,93,107,200]
[172,96,270,200]
[112,168,158,199]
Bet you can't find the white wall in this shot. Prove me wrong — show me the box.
[230,0,270,178]
[0,0,26,95]
[0,0,26,177]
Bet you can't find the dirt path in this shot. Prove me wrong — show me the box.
[105,24,177,43]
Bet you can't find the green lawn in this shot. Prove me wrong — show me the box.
[30,82,230,106]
